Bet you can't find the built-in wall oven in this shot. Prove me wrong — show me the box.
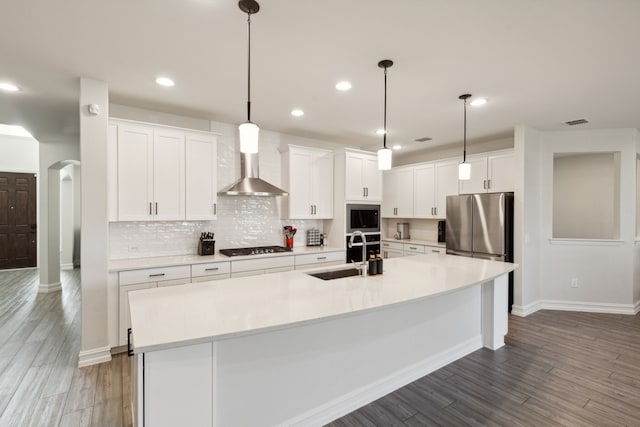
[345,204,381,263]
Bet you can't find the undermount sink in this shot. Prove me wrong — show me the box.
[307,267,362,281]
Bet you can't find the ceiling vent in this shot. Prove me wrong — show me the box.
[564,118,589,126]
[414,136,432,142]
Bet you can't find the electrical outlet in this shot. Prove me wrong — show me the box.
[570,278,579,288]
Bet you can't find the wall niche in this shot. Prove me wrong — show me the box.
[552,152,620,239]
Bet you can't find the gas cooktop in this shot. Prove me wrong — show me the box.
[219,246,292,257]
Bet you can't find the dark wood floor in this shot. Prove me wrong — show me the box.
[2,267,640,426]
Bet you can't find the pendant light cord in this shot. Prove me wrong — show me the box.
[246,13,252,122]
[463,97,467,162]
[383,66,388,149]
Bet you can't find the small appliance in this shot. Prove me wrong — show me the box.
[396,222,410,240]
[346,204,380,234]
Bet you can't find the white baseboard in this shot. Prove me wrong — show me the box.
[78,346,112,368]
[38,281,61,293]
[284,336,483,427]
[60,263,74,271]
[512,299,637,316]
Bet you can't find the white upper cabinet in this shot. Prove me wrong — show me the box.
[116,123,155,221]
[153,129,185,221]
[185,133,218,220]
[344,150,382,202]
[382,167,414,218]
[413,163,436,218]
[459,150,515,194]
[109,119,217,221]
[434,159,460,218]
[282,145,334,219]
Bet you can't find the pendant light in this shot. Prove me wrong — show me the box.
[238,0,260,154]
[458,93,472,180]
[377,60,393,170]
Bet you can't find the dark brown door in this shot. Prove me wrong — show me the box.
[0,172,37,269]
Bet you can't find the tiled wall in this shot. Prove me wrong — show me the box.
[109,120,324,259]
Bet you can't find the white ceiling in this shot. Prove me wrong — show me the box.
[1,0,639,153]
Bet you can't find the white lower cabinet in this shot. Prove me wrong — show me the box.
[143,342,213,427]
[381,241,404,259]
[381,241,445,258]
[191,261,231,282]
[403,243,426,256]
[425,245,445,254]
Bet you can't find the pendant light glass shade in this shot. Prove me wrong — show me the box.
[378,147,392,170]
[458,93,472,181]
[377,59,394,171]
[239,121,259,154]
[458,162,471,180]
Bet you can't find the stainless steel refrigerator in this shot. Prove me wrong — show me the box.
[446,192,514,309]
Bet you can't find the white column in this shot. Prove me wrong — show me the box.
[79,78,111,367]
[482,274,509,350]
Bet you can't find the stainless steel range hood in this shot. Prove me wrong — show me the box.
[218,152,288,197]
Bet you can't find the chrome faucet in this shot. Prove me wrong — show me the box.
[348,231,367,277]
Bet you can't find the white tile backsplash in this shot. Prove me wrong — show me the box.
[109,120,324,259]
[382,218,440,241]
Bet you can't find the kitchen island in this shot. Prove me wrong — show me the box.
[128,253,516,427]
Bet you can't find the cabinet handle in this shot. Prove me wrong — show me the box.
[205,267,219,271]
[317,256,327,260]
[214,203,217,215]
[127,328,134,357]
[148,273,165,278]
[363,187,366,197]
[149,202,152,215]
[432,249,440,253]
[483,179,487,189]
[366,187,369,197]
[155,202,158,215]
[487,179,491,189]
[311,205,314,215]
[409,246,417,250]
[313,205,317,215]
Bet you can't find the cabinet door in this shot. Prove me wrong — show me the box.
[459,156,488,194]
[289,149,313,218]
[117,124,154,221]
[383,249,403,259]
[381,170,397,217]
[487,151,515,193]
[413,163,436,218]
[345,152,365,200]
[119,282,156,346]
[186,134,217,220]
[435,160,460,218]
[312,152,334,218]
[363,155,383,201]
[395,168,414,217]
[153,130,185,221]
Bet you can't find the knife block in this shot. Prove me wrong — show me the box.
[198,239,216,256]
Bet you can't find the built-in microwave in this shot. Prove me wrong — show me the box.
[346,204,380,234]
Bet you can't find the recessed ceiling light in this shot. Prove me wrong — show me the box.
[336,81,352,91]
[376,129,386,135]
[392,145,402,150]
[470,98,487,106]
[291,109,304,117]
[0,82,20,92]
[0,124,33,137]
[155,77,175,87]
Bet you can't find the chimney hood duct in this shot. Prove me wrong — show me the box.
[218,152,288,197]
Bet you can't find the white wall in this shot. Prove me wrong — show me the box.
[0,134,39,172]
[79,78,110,366]
[394,137,513,166]
[516,127,638,315]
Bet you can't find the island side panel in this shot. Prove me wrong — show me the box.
[481,273,509,350]
[213,284,483,427]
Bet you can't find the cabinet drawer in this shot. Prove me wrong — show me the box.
[381,241,403,251]
[119,265,191,286]
[403,244,425,254]
[231,256,294,274]
[191,261,231,278]
[425,245,444,254]
[156,278,192,288]
[295,251,344,267]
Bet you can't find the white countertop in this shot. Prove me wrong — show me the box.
[381,238,446,247]
[109,246,344,272]
[128,253,516,353]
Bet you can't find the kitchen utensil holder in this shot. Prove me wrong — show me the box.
[198,239,216,256]
[285,237,294,249]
